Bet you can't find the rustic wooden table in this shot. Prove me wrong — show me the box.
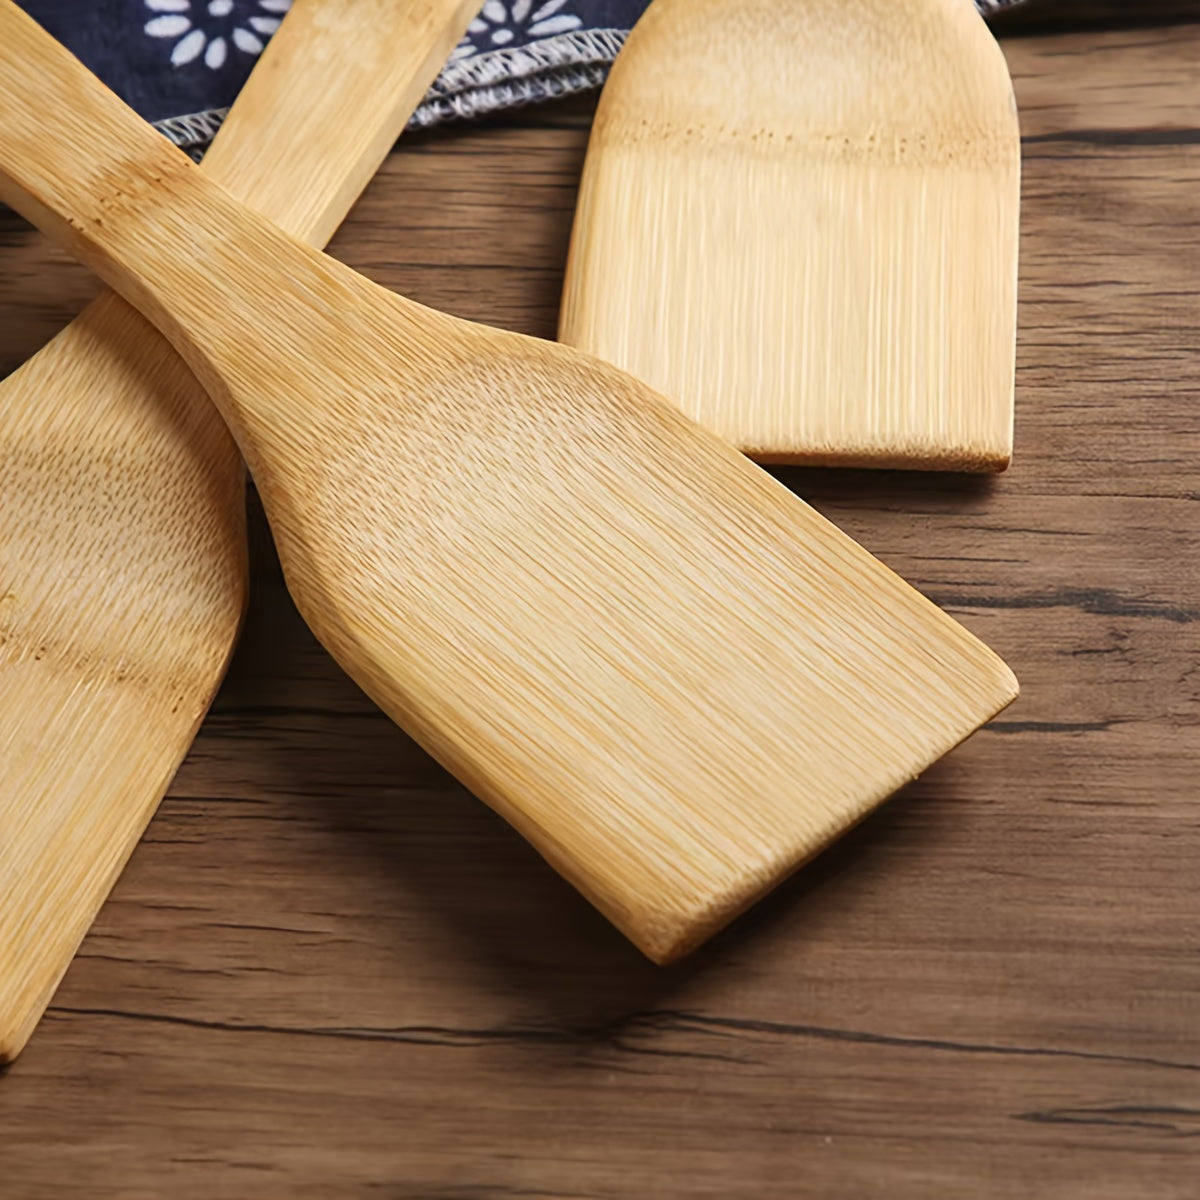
[1,6,1198,1196]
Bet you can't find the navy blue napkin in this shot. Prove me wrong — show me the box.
[21,1,1027,154]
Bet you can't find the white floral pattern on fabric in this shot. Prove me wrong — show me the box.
[450,0,584,62]
[119,0,1031,151]
[144,0,291,70]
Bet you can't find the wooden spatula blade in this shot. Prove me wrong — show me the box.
[560,0,1021,470]
[258,316,1019,960]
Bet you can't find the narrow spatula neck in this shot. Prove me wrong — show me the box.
[0,2,300,407]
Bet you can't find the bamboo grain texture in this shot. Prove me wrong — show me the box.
[0,1,1017,969]
[0,9,1196,1195]
[560,0,1021,469]
[0,0,484,1062]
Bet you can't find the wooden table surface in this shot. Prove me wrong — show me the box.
[2,7,1198,1197]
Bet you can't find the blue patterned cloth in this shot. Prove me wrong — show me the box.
[20,1,1027,153]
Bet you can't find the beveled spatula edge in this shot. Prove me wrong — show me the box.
[638,666,1019,965]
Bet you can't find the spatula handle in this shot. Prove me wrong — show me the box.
[203,0,483,246]
[0,0,477,322]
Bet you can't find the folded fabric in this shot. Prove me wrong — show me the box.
[22,1,1029,154]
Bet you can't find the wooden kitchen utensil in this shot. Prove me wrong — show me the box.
[559,0,1021,469]
[0,0,1017,972]
[0,0,483,1062]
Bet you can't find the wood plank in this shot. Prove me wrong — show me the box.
[0,16,1197,1199]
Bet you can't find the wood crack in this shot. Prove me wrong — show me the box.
[1018,1104,1200,1135]
[988,720,1116,733]
[635,1011,1200,1076]
[43,1005,1200,1077]
[930,586,1197,623]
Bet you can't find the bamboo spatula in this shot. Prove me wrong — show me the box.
[559,0,1021,469]
[0,0,483,1062]
[0,0,1018,972]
